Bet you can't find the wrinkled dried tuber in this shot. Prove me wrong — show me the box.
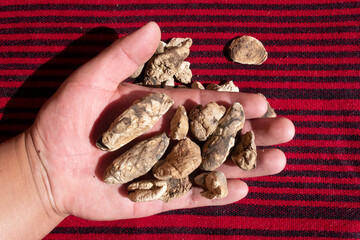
[97,92,174,152]
[228,36,267,65]
[191,81,205,89]
[169,105,189,140]
[103,133,170,184]
[128,177,192,202]
[206,81,239,92]
[231,130,257,171]
[194,171,228,199]
[144,38,192,86]
[189,102,226,141]
[174,61,192,84]
[153,138,201,180]
[200,102,245,171]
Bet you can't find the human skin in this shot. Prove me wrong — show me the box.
[0,22,295,240]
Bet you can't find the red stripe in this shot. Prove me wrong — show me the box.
[2,57,359,67]
[251,186,360,196]
[241,198,360,208]
[288,139,360,149]
[285,152,360,161]
[1,31,358,40]
[188,57,360,65]
[2,20,360,30]
[4,0,353,4]
[1,9,359,19]
[294,128,360,136]
[281,115,360,123]
[285,163,360,173]
[2,79,358,91]
[58,214,358,233]
[192,69,360,77]
[192,45,360,52]
[2,45,358,54]
[271,99,360,110]
[1,68,358,78]
[44,234,360,240]
[247,176,359,185]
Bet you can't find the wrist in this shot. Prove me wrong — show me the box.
[0,131,65,239]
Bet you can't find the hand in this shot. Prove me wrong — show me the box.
[28,22,295,221]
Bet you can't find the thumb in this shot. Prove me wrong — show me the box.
[69,22,161,92]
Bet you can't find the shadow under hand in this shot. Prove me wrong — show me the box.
[0,27,119,142]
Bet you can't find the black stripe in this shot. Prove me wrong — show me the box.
[2,2,360,11]
[277,109,360,116]
[239,88,360,100]
[247,192,360,203]
[295,133,360,141]
[2,62,360,72]
[2,107,355,117]
[1,38,359,47]
[1,50,358,59]
[198,38,360,46]
[0,87,56,98]
[1,15,360,24]
[192,63,360,71]
[0,118,35,124]
[0,107,40,113]
[2,75,359,85]
[1,87,359,100]
[193,75,360,84]
[288,158,360,167]
[168,204,360,220]
[0,51,102,59]
[279,146,360,154]
[1,25,359,35]
[50,226,360,238]
[247,180,360,190]
[192,51,360,59]
[294,121,360,129]
[277,170,360,178]
[4,107,360,121]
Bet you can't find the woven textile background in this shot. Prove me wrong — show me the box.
[1,0,359,239]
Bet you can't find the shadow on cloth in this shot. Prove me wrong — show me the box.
[0,27,119,142]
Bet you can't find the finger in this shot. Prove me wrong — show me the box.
[118,83,269,119]
[218,148,287,178]
[199,88,268,119]
[70,22,161,92]
[243,117,295,146]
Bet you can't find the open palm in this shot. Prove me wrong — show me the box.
[28,22,295,221]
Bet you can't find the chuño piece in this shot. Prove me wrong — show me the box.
[103,133,170,184]
[206,81,239,92]
[200,102,245,171]
[189,102,226,141]
[231,130,257,171]
[228,35,267,65]
[194,171,228,200]
[97,92,174,152]
[169,105,189,140]
[191,81,205,89]
[128,177,192,202]
[153,138,201,180]
[143,38,192,86]
[174,61,192,84]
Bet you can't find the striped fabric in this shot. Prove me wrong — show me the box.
[1,0,359,239]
